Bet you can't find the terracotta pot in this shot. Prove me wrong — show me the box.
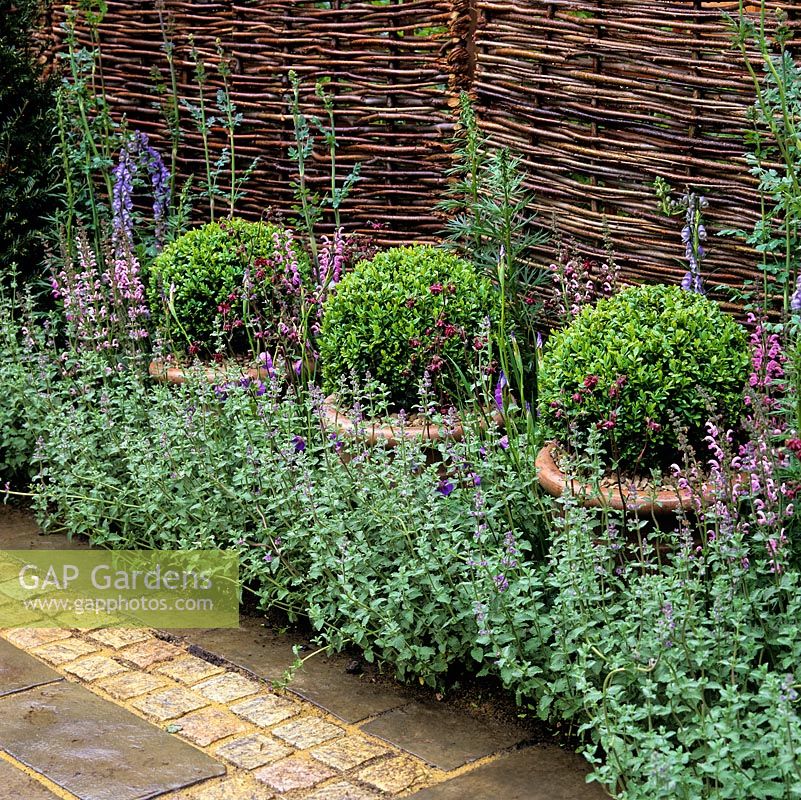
[535,441,711,517]
[149,358,269,386]
[321,394,504,448]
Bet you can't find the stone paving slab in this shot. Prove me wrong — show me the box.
[0,509,91,550]
[131,686,210,721]
[95,670,169,700]
[215,733,292,770]
[230,694,302,728]
[0,756,62,799]
[253,755,336,793]
[0,638,62,697]
[181,623,408,723]
[361,701,528,771]
[32,636,101,665]
[4,627,73,649]
[407,746,608,800]
[170,775,276,799]
[304,781,382,800]
[0,681,225,800]
[355,755,432,795]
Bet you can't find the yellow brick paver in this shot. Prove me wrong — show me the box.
[0,625,466,799]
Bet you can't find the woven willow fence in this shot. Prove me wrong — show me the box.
[44,0,798,297]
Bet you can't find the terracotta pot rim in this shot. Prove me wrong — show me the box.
[148,358,269,385]
[535,441,712,516]
[321,393,504,446]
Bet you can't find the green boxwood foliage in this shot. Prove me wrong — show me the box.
[539,284,749,470]
[319,245,498,407]
[147,218,303,349]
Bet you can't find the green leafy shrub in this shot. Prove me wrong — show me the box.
[539,284,749,470]
[0,0,59,284]
[319,245,498,407]
[148,218,305,349]
[0,293,58,485]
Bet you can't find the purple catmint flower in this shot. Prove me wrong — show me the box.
[292,435,306,453]
[498,435,509,450]
[437,480,455,497]
[494,573,509,593]
[780,674,799,704]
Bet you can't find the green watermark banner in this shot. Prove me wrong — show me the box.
[0,550,239,628]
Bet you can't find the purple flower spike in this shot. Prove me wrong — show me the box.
[437,480,455,497]
[681,270,704,295]
[112,130,171,254]
[791,275,801,313]
[498,435,509,450]
[494,370,508,412]
[292,435,306,453]
[259,351,276,379]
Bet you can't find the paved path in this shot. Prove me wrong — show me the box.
[0,507,606,800]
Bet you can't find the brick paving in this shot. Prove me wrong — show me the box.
[0,627,442,799]
[0,508,605,800]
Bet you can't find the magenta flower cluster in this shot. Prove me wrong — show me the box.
[745,314,785,407]
[546,244,619,321]
[672,321,797,577]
